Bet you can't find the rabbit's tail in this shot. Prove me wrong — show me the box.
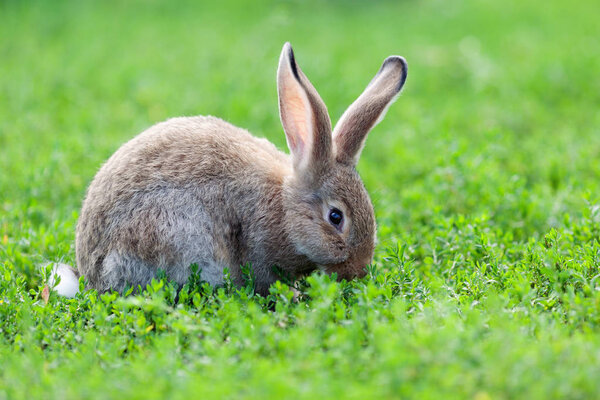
[48,263,80,297]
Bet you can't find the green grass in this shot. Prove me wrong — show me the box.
[2,0,600,398]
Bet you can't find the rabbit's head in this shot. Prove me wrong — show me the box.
[278,43,407,280]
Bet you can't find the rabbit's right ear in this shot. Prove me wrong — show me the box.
[333,56,407,166]
[278,43,332,184]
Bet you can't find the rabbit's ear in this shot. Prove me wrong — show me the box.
[333,56,407,166]
[278,43,332,183]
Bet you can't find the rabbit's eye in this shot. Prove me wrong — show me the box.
[328,208,344,227]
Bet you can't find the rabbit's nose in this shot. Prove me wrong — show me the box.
[326,259,368,281]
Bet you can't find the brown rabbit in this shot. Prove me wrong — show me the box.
[53,43,407,297]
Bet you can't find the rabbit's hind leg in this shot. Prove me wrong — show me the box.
[99,251,162,293]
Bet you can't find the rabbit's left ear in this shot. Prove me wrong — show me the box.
[333,56,407,166]
[278,43,332,183]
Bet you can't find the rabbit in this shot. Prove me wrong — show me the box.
[53,42,407,297]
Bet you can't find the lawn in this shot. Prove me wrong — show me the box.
[2,0,600,398]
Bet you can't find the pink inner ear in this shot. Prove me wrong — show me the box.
[280,79,313,159]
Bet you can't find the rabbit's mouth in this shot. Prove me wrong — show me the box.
[323,260,369,281]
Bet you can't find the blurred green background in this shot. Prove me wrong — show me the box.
[1,0,600,398]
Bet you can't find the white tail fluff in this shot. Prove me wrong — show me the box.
[49,263,80,298]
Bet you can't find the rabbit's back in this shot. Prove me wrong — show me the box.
[98,116,289,188]
[76,116,291,292]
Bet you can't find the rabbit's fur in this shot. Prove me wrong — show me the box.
[72,43,407,296]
